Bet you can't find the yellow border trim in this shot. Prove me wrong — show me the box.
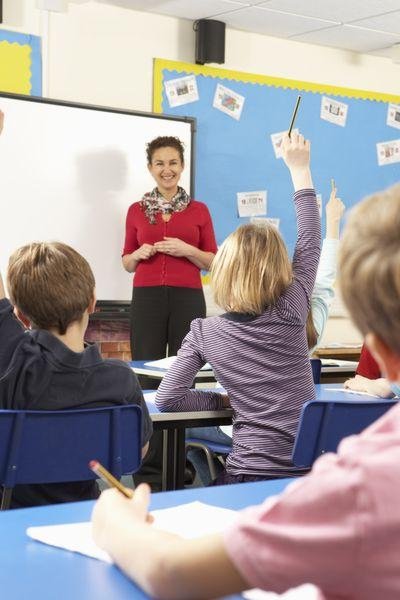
[153,58,400,112]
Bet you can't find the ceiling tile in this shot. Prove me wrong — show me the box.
[351,11,400,35]
[94,0,249,19]
[292,24,400,53]
[222,6,338,37]
[256,0,400,24]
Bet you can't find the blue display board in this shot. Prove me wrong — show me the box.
[154,59,400,253]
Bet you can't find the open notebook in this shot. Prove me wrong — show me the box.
[26,500,319,599]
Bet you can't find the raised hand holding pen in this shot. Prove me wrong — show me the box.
[281,131,313,191]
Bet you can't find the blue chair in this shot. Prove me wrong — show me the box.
[185,438,231,481]
[0,405,142,510]
[292,399,397,468]
[310,358,322,383]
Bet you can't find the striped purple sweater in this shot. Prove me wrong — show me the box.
[156,189,321,478]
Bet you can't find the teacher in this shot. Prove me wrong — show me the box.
[122,136,217,389]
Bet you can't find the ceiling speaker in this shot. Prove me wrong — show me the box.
[195,19,225,65]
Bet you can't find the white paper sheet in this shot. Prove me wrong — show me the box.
[27,501,239,563]
[323,387,378,398]
[144,356,212,371]
[26,501,319,599]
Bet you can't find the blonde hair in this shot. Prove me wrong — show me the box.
[7,242,95,335]
[211,223,292,314]
[339,183,400,354]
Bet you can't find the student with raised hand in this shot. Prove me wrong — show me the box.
[306,185,345,351]
[0,110,152,509]
[92,182,400,600]
[186,184,345,486]
[155,132,321,485]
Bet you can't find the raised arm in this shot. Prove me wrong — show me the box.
[280,133,321,318]
[311,187,345,343]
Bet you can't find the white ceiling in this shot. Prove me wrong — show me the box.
[88,0,400,58]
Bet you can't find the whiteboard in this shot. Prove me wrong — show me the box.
[0,94,195,300]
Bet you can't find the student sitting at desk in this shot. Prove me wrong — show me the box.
[0,111,152,508]
[186,185,345,485]
[92,178,400,600]
[344,343,400,398]
[155,132,321,485]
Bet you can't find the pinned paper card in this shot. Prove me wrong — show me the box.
[376,139,400,166]
[237,191,267,217]
[387,104,400,130]
[164,75,199,107]
[251,216,280,230]
[213,84,245,121]
[270,129,298,159]
[320,96,348,127]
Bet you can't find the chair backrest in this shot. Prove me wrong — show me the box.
[292,399,397,468]
[0,405,142,488]
[310,358,322,384]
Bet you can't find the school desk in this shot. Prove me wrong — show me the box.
[145,391,232,491]
[145,383,365,492]
[132,359,358,385]
[0,478,293,600]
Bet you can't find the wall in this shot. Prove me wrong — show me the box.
[3,0,396,347]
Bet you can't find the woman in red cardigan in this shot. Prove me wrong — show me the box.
[122,136,217,490]
[122,136,217,383]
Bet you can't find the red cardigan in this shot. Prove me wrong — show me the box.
[122,200,217,288]
[356,343,381,379]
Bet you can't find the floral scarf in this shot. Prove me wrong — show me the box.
[140,187,190,224]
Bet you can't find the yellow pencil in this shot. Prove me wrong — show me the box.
[89,460,133,498]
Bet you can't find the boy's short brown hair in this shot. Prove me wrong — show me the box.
[211,222,293,315]
[339,183,400,354]
[7,242,95,335]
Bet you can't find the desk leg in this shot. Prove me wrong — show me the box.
[175,428,186,489]
[161,428,186,491]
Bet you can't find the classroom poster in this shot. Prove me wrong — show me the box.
[0,30,42,96]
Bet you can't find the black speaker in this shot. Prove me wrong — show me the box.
[195,19,225,65]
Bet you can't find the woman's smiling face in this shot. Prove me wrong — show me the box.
[148,146,184,197]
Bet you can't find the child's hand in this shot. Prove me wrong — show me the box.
[281,132,310,171]
[92,483,151,550]
[326,187,345,239]
[282,132,313,191]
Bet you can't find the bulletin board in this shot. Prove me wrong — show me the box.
[154,58,400,253]
[0,29,42,96]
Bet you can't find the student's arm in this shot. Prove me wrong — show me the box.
[92,438,366,599]
[280,133,321,318]
[344,374,394,398]
[92,484,248,600]
[311,189,345,342]
[155,321,227,412]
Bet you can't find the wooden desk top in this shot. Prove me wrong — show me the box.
[314,346,362,362]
